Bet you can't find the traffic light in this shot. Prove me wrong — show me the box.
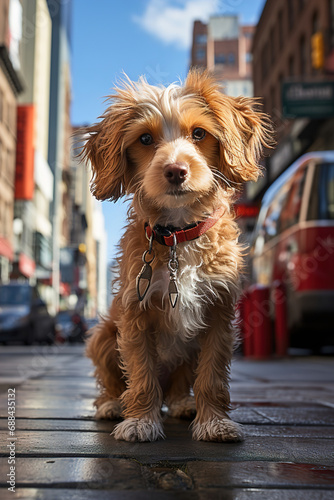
[74,244,86,265]
[311,32,324,69]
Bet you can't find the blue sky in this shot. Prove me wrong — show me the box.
[71,0,266,264]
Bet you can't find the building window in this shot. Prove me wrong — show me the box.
[278,73,284,110]
[12,105,16,134]
[8,149,14,186]
[246,52,252,63]
[7,102,14,135]
[271,86,276,111]
[288,0,294,31]
[196,34,207,44]
[7,148,13,184]
[288,55,295,76]
[2,147,7,181]
[312,10,320,34]
[262,96,267,113]
[270,27,275,63]
[2,97,7,129]
[228,53,235,64]
[299,0,306,11]
[215,54,226,64]
[196,49,205,60]
[5,202,12,238]
[330,0,334,48]
[278,9,284,49]
[261,45,268,79]
[299,34,307,75]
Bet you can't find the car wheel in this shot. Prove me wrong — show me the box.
[24,325,34,345]
[45,324,56,345]
[46,333,54,345]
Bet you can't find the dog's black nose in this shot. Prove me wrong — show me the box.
[164,162,188,185]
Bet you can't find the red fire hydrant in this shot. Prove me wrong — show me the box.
[241,290,254,357]
[249,284,272,359]
[273,280,289,356]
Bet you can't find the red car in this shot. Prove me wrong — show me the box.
[250,151,334,347]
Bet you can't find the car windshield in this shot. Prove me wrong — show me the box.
[0,286,31,306]
[308,163,334,220]
[57,311,73,324]
[320,163,334,219]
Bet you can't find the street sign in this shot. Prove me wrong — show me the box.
[282,81,334,119]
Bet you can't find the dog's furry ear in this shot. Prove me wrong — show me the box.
[218,94,273,183]
[78,98,133,201]
[185,69,273,183]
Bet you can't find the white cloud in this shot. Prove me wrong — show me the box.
[133,0,219,50]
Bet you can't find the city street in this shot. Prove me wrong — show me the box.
[0,344,334,498]
[2,1,334,497]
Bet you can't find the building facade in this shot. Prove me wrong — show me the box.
[0,0,105,317]
[13,0,53,292]
[92,199,107,315]
[0,0,23,282]
[59,130,107,317]
[191,15,258,239]
[191,16,254,97]
[251,0,334,200]
[47,0,72,311]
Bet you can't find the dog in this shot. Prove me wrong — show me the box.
[80,69,270,442]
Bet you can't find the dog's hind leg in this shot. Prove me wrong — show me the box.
[86,312,125,420]
[164,360,196,419]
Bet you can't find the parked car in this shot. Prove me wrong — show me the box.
[250,151,334,347]
[55,310,88,343]
[0,282,55,345]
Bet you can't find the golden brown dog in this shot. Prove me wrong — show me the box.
[81,69,270,442]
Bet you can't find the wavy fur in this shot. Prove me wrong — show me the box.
[80,69,271,442]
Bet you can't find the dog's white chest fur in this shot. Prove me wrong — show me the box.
[142,238,229,342]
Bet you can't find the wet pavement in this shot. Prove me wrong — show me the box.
[0,344,334,499]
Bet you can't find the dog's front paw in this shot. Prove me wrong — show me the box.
[112,418,165,442]
[95,400,122,420]
[168,395,196,419]
[192,417,244,442]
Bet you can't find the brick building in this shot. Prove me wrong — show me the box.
[0,0,23,282]
[191,16,258,238]
[191,16,254,97]
[251,0,334,199]
[13,0,53,285]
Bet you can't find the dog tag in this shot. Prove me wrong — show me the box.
[168,279,178,308]
[136,263,152,301]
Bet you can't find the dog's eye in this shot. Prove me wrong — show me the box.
[192,128,206,141]
[140,133,154,146]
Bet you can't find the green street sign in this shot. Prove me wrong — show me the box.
[282,81,334,118]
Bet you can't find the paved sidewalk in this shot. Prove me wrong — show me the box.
[0,344,334,499]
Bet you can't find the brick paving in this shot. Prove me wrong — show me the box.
[0,344,334,499]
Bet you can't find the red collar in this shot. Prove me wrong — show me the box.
[144,206,225,247]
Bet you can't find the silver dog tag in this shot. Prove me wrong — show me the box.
[168,279,178,308]
[167,236,179,308]
[136,262,152,301]
[136,246,155,302]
